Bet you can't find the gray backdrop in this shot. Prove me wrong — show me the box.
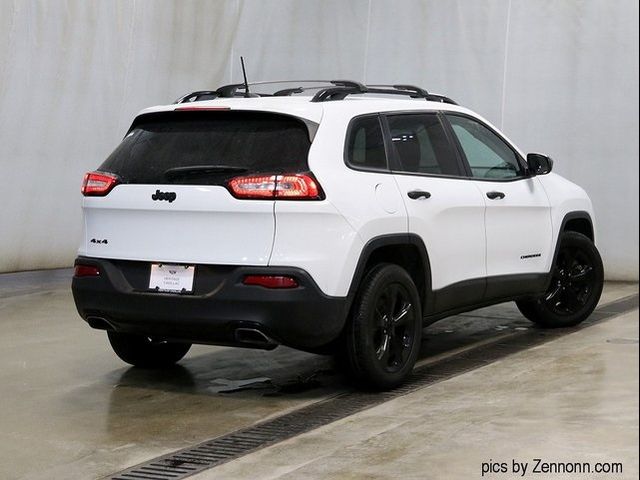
[1,0,638,280]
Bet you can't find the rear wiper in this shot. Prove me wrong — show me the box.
[164,165,249,179]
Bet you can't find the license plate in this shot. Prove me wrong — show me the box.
[149,264,195,293]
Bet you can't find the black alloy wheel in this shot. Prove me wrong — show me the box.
[344,263,423,389]
[517,231,604,327]
[544,245,596,316]
[372,283,416,373]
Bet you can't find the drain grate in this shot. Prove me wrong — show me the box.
[109,294,638,480]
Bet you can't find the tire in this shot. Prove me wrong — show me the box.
[517,231,604,328]
[107,331,191,368]
[344,263,423,390]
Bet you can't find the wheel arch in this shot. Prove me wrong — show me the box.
[545,210,595,289]
[562,212,594,242]
[346,234,432,314]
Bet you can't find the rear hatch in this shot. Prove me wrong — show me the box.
[80,109,316,266]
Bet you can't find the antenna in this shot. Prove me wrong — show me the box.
[240,56,250,97]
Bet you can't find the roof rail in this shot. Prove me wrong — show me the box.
[426,94,458,105]
[174,80,458,105]
[174,90,219,103]
[175,80,365,103]
[174,83,258,103]
[369,84,430,97]
[320,84,459,105]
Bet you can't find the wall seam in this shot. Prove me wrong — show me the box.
[229,0,241,82]
[499,0,512,130]
[116,0,137,134]
[362,0,373,83]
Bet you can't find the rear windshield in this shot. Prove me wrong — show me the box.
[99,111,313,185]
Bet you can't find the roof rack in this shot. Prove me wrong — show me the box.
[174,80,458,105]
[174,80,360,103]
[322,84,459,105]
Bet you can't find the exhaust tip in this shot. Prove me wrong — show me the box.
[235,328,278,350]
[85,316,114,331]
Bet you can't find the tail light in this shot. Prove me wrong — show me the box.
[74,264,101,277]
[81,171,119,196]
[243,275,299,289]
[228,173,322,200]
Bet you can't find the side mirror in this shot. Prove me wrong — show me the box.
[527,153,553,175]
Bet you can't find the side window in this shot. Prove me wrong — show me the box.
[386,114,462,176]
[446,115,524,179]
[345,115,388,170]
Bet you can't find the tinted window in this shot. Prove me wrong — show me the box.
[345,115,388,170]
[99,111,312,185]
[387,114,461,176]
[446,115,523,179]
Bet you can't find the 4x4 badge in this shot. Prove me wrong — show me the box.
[152,189,176,203]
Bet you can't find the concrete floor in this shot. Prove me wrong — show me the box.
[197,303,639,480]
[0,270,637,480]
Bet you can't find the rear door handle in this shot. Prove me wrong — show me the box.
[486,191,505,200]
[407,190,431,200]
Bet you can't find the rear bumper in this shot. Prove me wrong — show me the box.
[71,256,349,350]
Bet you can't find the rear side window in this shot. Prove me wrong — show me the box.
[386,114,462,176]
[99,111,313,185]
[345,115,388,171]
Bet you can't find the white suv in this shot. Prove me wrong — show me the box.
[72,81,604,389]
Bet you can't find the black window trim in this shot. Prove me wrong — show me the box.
[441,112,531,183]
[380,111,468,180]
[342,109,532,183]
[343,113,392,173]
